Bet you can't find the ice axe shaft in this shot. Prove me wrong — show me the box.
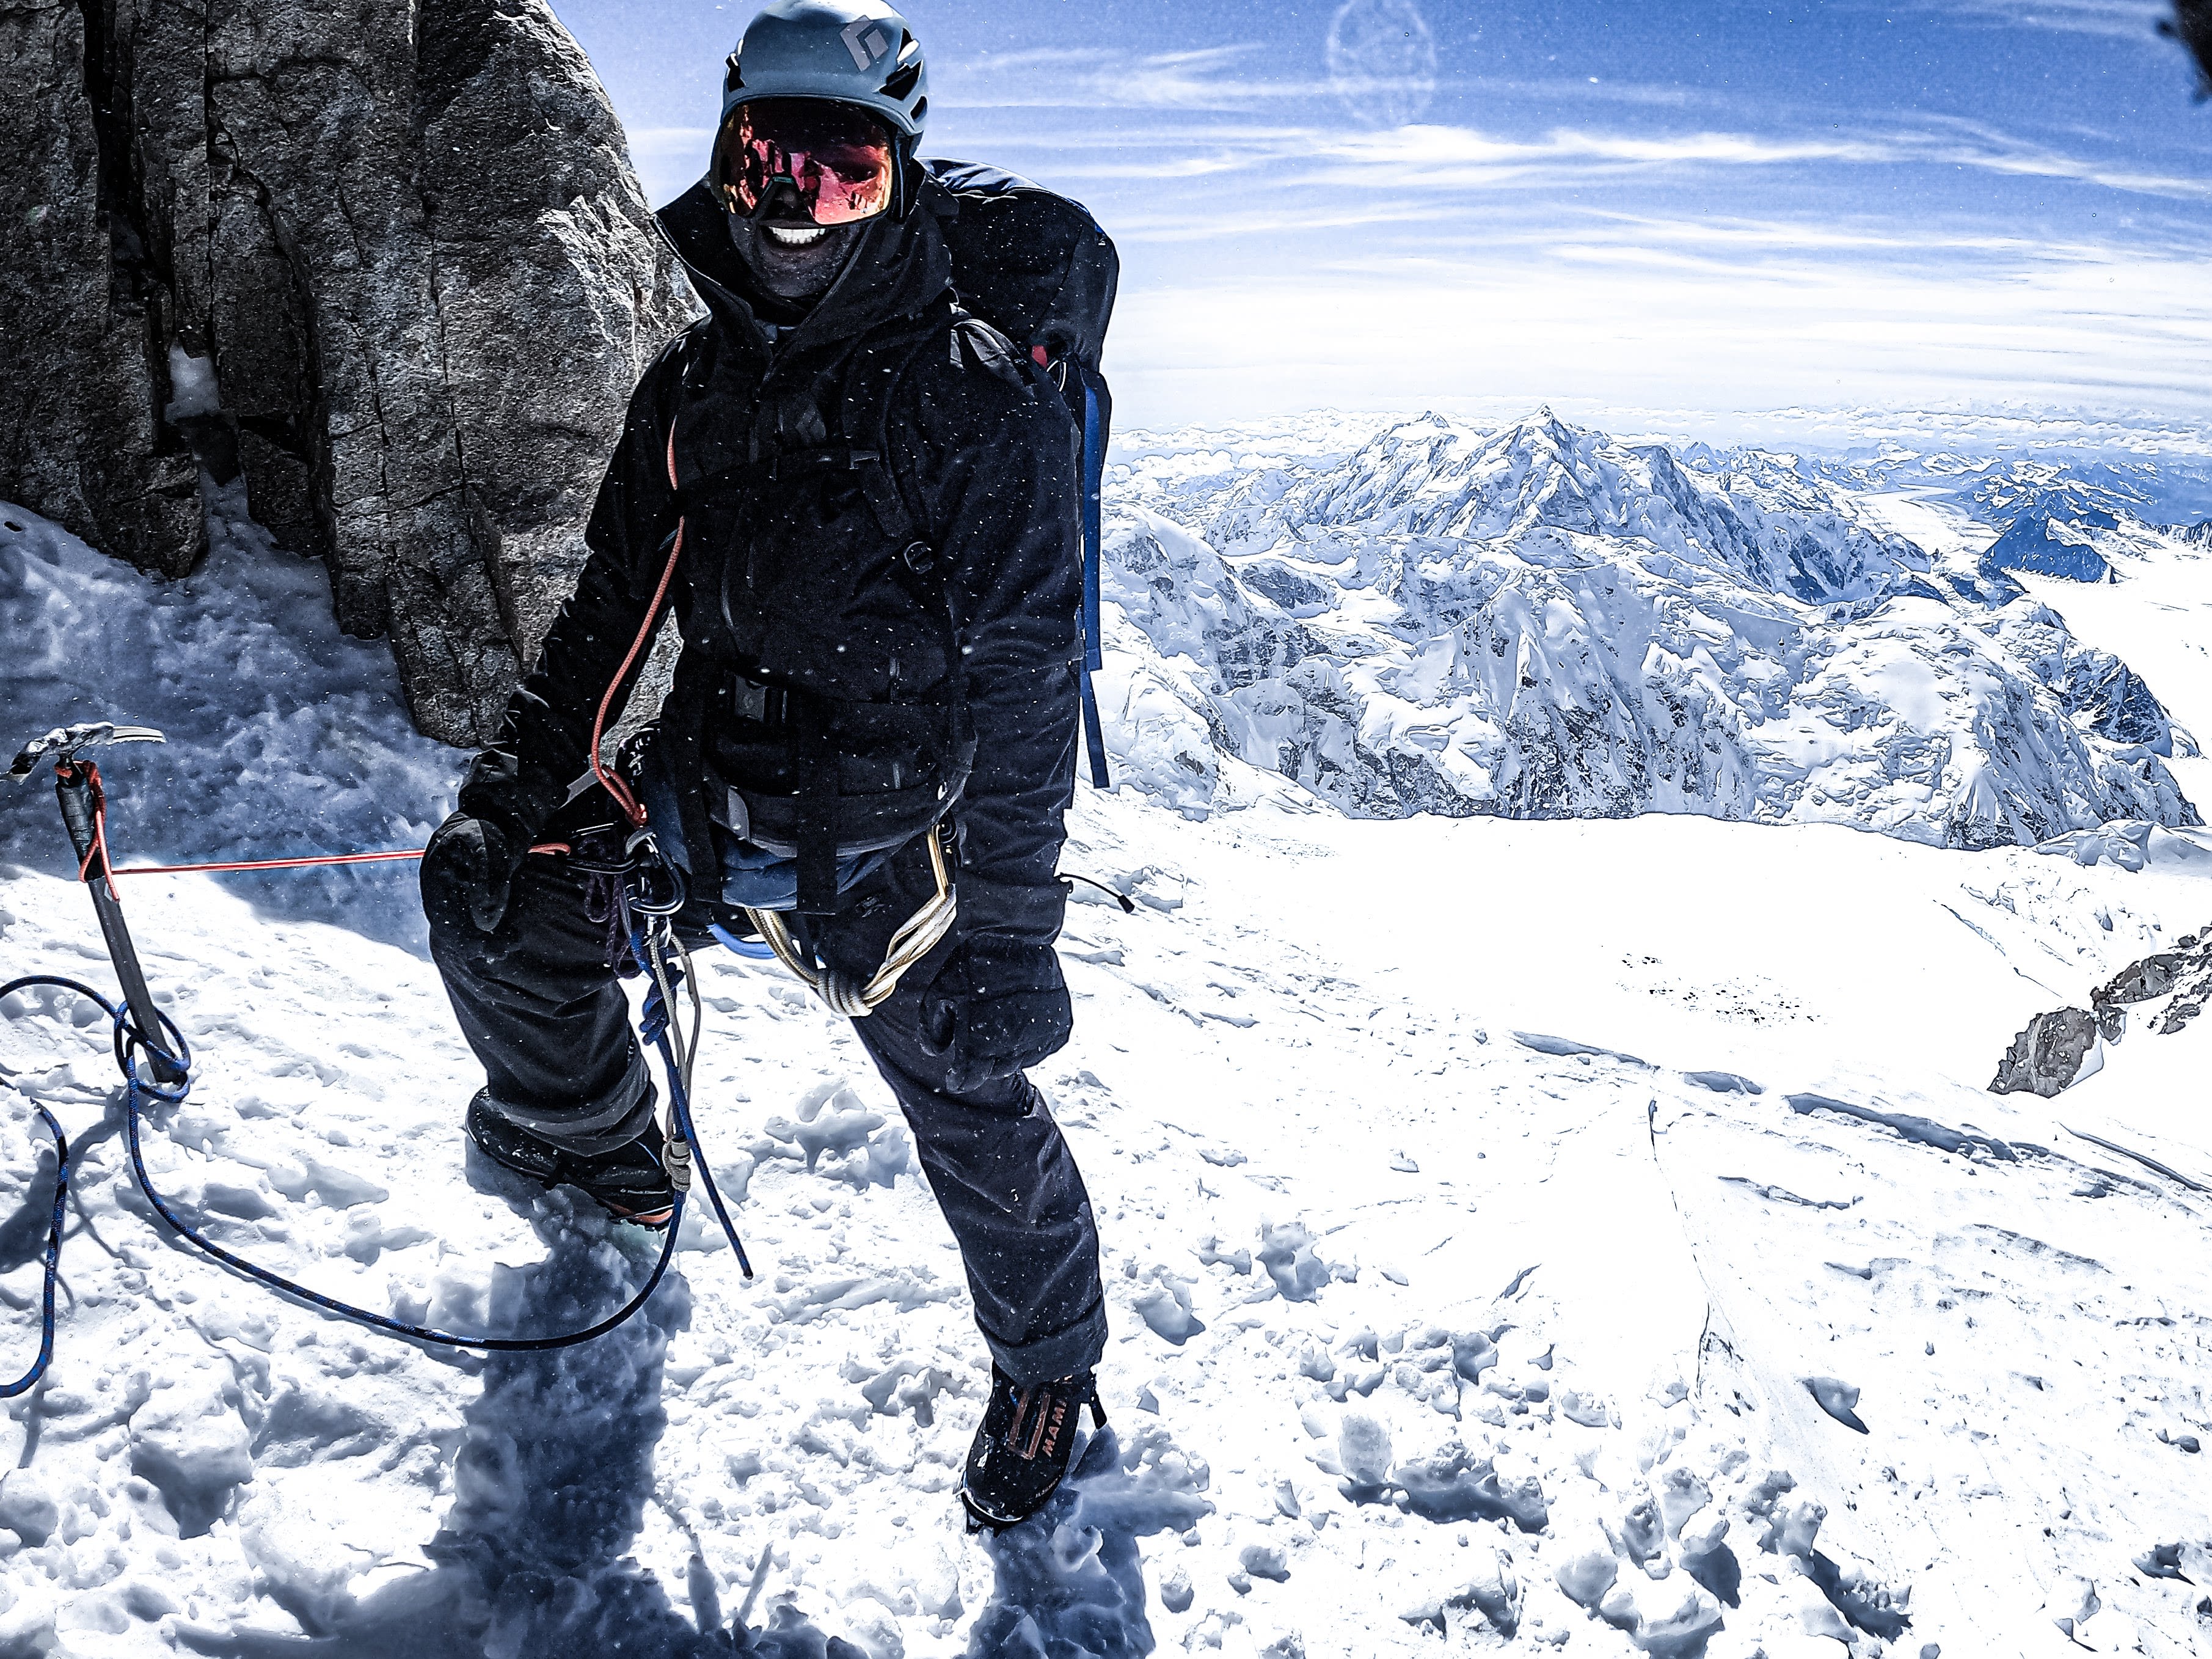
[52,764,184,1085]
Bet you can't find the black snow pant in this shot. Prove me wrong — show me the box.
[425,834,1109,1388]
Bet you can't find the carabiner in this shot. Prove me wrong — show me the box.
[624,828,688,918]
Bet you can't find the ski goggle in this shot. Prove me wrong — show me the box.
[710,100,896,226]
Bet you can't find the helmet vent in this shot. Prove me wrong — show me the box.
[724,52,743,93]
[881,60,921,101]
[910,95,927,123]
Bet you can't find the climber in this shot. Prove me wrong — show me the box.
[418,0,1108,1530]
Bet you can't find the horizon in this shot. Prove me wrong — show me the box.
[550,0,2212,452]
[1108,398,2212,473]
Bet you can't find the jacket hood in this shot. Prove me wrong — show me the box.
[656,181,955,357]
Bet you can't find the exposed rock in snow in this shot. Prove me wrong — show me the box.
[1990,1007,2101,1097]
[0,0,693,744]
[1100,411,2200,848]
[1968,480,2199,594]
[1991,920,2212,1097]
[1984,511,2115,582]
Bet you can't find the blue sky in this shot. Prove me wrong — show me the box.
[552,0,2212,444]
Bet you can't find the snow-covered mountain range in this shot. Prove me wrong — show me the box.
[1096,412,2207,851]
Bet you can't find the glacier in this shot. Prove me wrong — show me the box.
[1095,409,2200,849]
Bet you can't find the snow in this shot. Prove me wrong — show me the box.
[0,502,453,945]
[6,453,2212,1658]
[2013,526,2212,810]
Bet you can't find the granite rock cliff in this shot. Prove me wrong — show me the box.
[1,0,694,743]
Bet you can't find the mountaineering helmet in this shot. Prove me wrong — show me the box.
[713,1,929,222]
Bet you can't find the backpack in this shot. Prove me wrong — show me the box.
[926,159,1119,790]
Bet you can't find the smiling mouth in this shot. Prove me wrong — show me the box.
[762,224,830,249]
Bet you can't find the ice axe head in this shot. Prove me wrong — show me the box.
[9,722,167,782]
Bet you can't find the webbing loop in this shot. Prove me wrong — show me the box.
[745,826,958,1016]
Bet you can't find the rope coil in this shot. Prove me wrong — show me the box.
[0,925,751,1384]
[743,828,958,1017]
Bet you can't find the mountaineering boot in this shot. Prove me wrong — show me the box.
[959,1365,1106,1530]
[464,1090,676,1228]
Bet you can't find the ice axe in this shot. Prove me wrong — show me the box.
[9,722,184,1085]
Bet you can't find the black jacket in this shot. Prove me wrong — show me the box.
[459,180,1083,939]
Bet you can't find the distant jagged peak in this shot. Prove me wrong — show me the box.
[1255,408,1916,602]
[1356,405,1590,458]
[1486,403,1602,451]
[1968,458,2160,527]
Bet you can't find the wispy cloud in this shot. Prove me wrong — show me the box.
[1296,118,2212,200]
[1874,0,2174,43]
[944,49,1718,117]
[939,43,1413,112]
[1362,210,2202,277]
[1025,113,2212,222]
[1106,243,2212,431]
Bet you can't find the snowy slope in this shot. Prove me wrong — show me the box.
[7,491,2212,1659]
[2007,499,2212,1143]
[1095,414,2198,851]
[8,774,2212,1656]
[0,501,453,947]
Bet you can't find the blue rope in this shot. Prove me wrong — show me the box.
[666,1047,753,1280]
[0,971,741,1361]
[0,1082,68,1400]
[1079,376,1111,790]
[707,921,778,961]
[635,930,755,1278]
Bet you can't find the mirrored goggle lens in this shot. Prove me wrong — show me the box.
[712,100,895,226]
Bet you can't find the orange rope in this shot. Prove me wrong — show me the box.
[114,849,425,877]
[70,763,119,908]
[589,425,689,829]
[112,843,572,878]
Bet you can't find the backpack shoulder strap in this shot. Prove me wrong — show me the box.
[836,303,1061,552]
[838,323,929,553]
[949,312,1030,386]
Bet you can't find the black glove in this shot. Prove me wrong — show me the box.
[421,810,527,936]
[919,937,1072,1093]
[424,745,564,936]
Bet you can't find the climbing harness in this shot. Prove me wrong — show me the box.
[629,401,966,1017]
[0,727,752,1399]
